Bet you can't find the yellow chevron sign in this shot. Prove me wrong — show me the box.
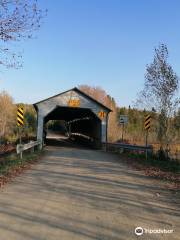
[17,106,24,126]
[144,115,151,130]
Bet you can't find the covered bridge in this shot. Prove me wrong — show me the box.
[33,87,111,148]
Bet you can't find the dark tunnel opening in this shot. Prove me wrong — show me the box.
[44,106,102,148]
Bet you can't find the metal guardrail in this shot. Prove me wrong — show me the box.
[16,140,41,158]
[103,142,153,153]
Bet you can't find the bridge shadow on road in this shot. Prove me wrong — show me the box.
[0,146,179,240]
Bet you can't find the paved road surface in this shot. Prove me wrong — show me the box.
[0,145,179,240]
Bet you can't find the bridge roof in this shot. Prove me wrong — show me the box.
[34,87,112,112]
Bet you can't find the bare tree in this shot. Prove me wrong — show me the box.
[136,44,179,145]
[0,0,46,68]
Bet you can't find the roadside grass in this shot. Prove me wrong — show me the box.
[120,151,180,189]
[0,151,42,186]
[125,152,180,173]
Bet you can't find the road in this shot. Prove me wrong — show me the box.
[0,145,179,240]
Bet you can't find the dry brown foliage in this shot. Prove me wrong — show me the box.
[0,91,16,139]
[79,85,120,142]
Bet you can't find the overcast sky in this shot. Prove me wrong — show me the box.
[0,0,180,107]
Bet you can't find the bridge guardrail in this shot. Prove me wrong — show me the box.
[16,140,41,158]
[103,142,153,153]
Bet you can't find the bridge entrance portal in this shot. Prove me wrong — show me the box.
[33,88,111,148]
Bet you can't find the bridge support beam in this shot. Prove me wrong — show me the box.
[37,114,44,146]
[101,121,107,143]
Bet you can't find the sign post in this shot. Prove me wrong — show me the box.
[17,106,24,159]
[144,114,151,160]
[119,115,128,142]
[122,123,124,142]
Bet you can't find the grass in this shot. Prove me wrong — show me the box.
[0,150,42,177]
[124,151,180,173]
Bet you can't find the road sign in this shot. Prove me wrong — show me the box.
[144,114,151,160]
[144,115,151,130]
[98,110,106,120]
[17,106,24,126]
[119,115,128,124]
[68,98,80,107]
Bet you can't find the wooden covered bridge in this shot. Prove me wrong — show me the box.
[33,87,111,148]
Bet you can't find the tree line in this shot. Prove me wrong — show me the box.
[118,106,180,145]
[0,85,179,153]
[0,91,36,144]
[79,85,180,146]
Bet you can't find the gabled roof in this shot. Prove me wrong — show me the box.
[33,87,112,112]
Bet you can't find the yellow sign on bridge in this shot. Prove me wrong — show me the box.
[98,110,106,120]
[68,99,80,107]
